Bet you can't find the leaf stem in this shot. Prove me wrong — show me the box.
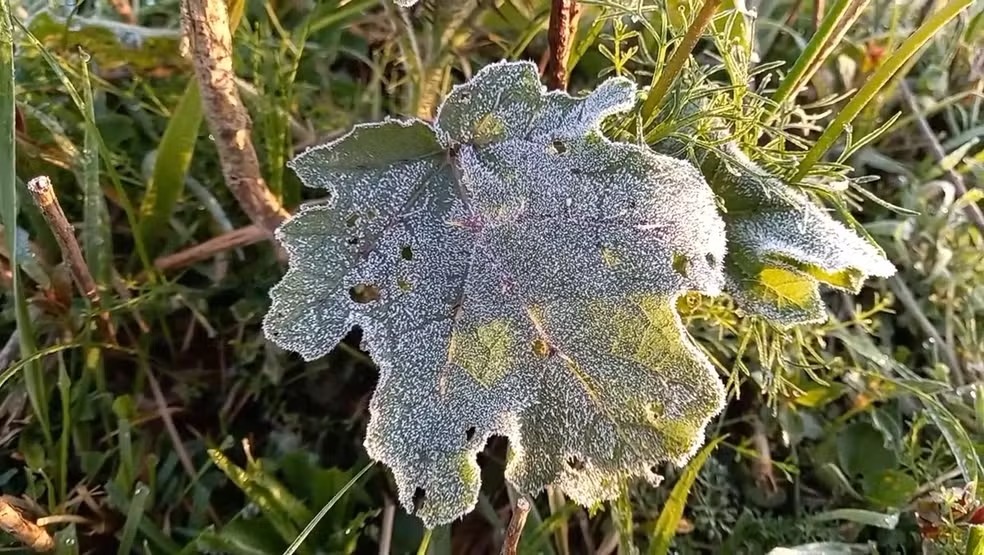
[640,0,721,125]
[791,0,975,182]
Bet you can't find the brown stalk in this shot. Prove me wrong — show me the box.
[153,224,267,273]
[27,176,116,342]
[180,0,289,236]
[0,496,54,552]
[546,0,580,90]
[500,497,531,555]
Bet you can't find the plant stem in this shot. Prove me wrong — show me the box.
[416,528,433,555]
[899,80,984,234]
[546,0,580,90]
[791,0,975,182]
[640,0,721,125]
[764,0,870,127]
[180,0,289,236]
[500,497,531,555]
[383,0,425,117]
[887,275,963,386]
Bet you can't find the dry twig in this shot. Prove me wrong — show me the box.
[180,0,289,236]
[0,496,54,552]
[27,176,115,342]
[153,224,268,273]
[500,497,531,555]
[546,0,580,90]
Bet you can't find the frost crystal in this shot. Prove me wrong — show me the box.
[264,61,727,526]
[658,137,895,326]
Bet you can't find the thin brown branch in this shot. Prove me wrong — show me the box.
[546,0,580,90]
[500,497,531,555]
[180,0,289,236]
[0,496,54,552]
[153,224,267,273]
[900,80,984,235]
[143,362,198,484]
[27,176,115,342]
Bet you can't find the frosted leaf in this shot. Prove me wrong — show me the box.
[264,60,727,526]
[688,141,895,325]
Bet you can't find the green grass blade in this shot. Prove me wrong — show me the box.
[612,480,637,554]
[56,358,71,503]
[80,55,112,287]
[282,461,374,555]
[0,0,48,440]
[138,82,202,247]
[792,0,975,181]
[765,0,870,124]
[416,527,433,555]
[117,483,151,555]
[647,436,725,555]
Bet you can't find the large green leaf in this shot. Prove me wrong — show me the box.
[264,61,727,526]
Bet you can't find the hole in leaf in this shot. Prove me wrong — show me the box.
[567,456,585,471]
[412,488,426,512]
[400,245,414,260]
[345,213,359,228]
[465,426,476,441]
[705,253,716,266]
[348,284,381,304]
[650,464,659,475]
[672,253,689,278]
[397,278,412,292]
[347,236,359,246]
[531,339,554,359]
[550,139,567,154]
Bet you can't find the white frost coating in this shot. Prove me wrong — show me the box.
[696,140,896,326]
[264,61,727,526]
